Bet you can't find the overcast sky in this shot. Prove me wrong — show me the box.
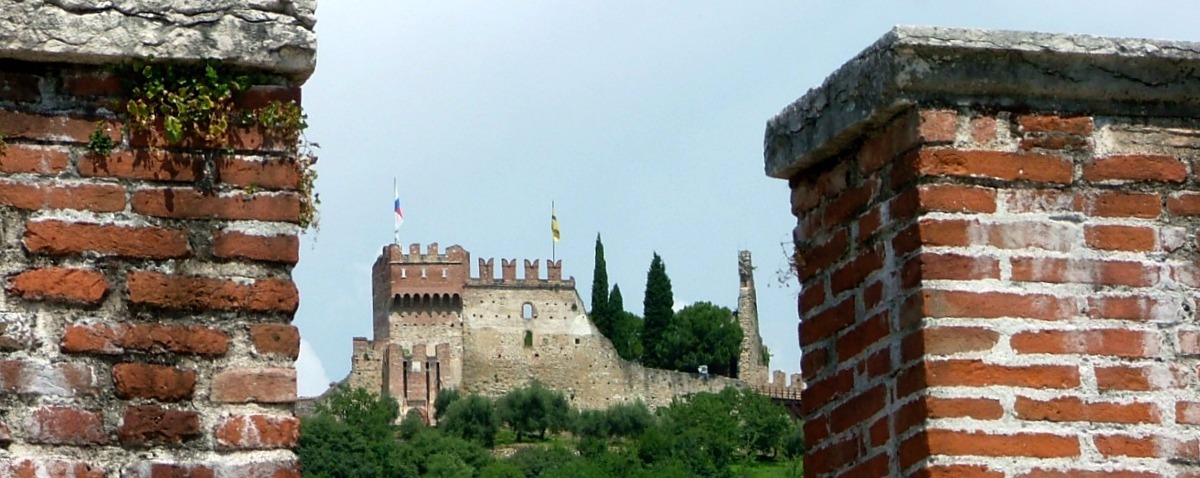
[292,1,1200,396]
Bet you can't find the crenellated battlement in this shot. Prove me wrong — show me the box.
[380,242,469,264]
[469,257,574,286]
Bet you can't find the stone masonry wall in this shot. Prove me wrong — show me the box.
[460,284,743,410]
[0,2,316,475]
[768,27,1200,477]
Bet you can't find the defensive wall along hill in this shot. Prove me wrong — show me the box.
[340,242,802,422]
[0,1,316,476]
[771,26,1200,477]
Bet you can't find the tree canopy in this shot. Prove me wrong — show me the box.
[641,252,674,369]
[661,301,743,377]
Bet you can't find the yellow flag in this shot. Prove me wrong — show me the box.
[551,208,560,243]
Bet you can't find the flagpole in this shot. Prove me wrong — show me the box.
[551,201,556,262]
[393,178,399,245]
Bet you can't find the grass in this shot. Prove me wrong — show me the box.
[732,458,803,478]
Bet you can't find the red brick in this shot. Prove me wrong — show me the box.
[923,326,999,355]
[1181,330,1200,357]
[801,368,853,415]
[127,271,299,313]
[858,111,921,174]
[834,312,889,362]
[0,110,120,143]
[1083,154,1187,183]
[927,429,1080,457]
[0,70,42,102]
[1167,192,1200,216]
[920,253,1000,280]
[800,345,829,381]
[62,70,122,97]
[799,279,826,312]
[62,322,228,356]
[24,220,190,259]
[918,110,957,143]
[1010,329,1159,358]
[925,396,1003,420]
[0,360,99,397]
[1004,189,1077,214]
[27,406,108,445]
[1178,401,1200,425]
[840,452,889,477]
[216,157,301,191]
[214,414,300,450]
[918,183,996,213]
[797,230,848,280]
[805,435,859,477]
[210,367,296,403]
[0,459,106,478]
[1084,224,1156,252]
[249,324,300,359]
[1018,115,1094,135]
[969,117,998,143]
[917,149,1072,184]
[237,85,303,109]
[79,150,204,182]
[1095,364,1188,391]
[919,464,1004,478]
[0,180,126,212]
[801,296,855,346]
[919,218,974,247]
[212,231,299,264]
[118,405,201,446]
[113,363,197,401]
[822,178,878,228]
[137,463,216,478]
[1015,396,1158,424]
[0,145,69,174]
[987,221,1078,251]
[923,290,1078,320]
[1087,295,1163,321]
[854,204,882,243]
[829,245,883,295]
[1017,470,1159,478]
[925,360,1080,389]
[131,188,301,223]
[1078,191,1161,218]
[7,267,108,304]
[1011,257,1158,287]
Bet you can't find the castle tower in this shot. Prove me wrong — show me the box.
[736,251,769,385]
[367,243,471,422]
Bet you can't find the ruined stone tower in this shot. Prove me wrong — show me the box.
[768,27,1200,477]
[736,250,769,385]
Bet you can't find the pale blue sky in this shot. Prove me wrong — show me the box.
[293,1,1200,396]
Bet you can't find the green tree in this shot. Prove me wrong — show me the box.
[439,393,500,447]
[398,409,426,440]
[606,400,653,438]
[298,386,414,478]
[733,388,793,459]
[496,381,571,442]
[433,388,461,422]
[641,252,674,368]
[662,302,743,377]
[591,234,612,336]
[608,284,644,360]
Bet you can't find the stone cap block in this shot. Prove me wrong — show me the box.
[764,26,1200,179]
[0,0,317,82]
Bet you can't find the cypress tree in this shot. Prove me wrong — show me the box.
[642,252,674,368]
[609,284,623,313]
[590,234,611,337]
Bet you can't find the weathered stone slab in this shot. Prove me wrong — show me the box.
[0,0,317,81]
[765,26,1200,179]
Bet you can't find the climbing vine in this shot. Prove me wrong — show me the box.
[117,60,319,230]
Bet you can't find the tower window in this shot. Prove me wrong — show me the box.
[522,303,535,319]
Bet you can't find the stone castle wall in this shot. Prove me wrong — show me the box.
[0,1,316,475]
[338,243,797,421]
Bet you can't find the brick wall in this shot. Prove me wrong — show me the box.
[0,60,308,474]
[767,27,1200,477]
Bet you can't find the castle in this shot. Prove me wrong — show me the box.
[340,242,801,422]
